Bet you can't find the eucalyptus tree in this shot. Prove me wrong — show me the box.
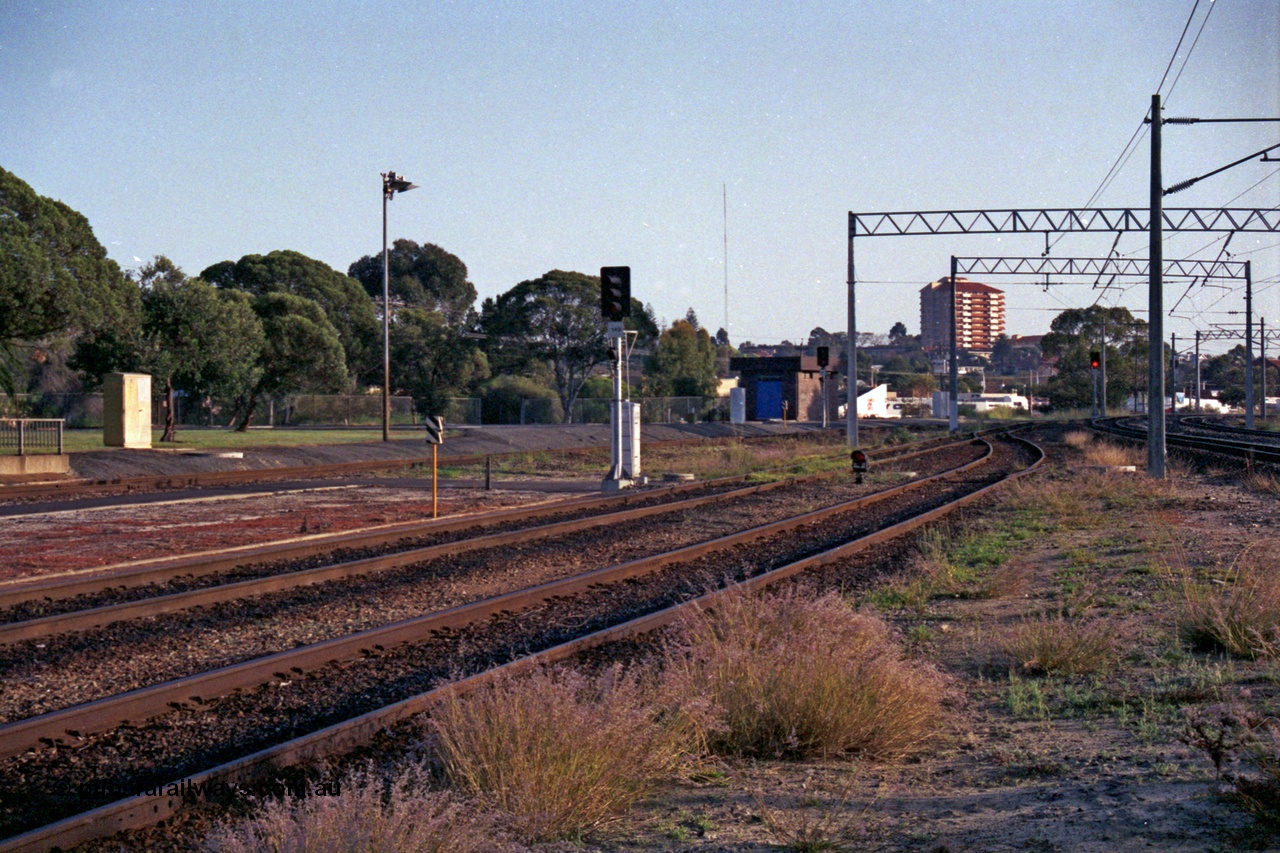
[202,250,378,386]
[0,167,136,395]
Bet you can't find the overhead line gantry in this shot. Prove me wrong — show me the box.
[845,206,1279,473]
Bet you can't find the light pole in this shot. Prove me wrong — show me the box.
[381,171,417,442]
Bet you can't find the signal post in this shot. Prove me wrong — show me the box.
[601,267,641,491]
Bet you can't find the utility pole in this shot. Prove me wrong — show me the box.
[949,256,960,432]
[1247,261,1255,428]
[1171,332,1178,414]
[846,225,858,448]
[1148,93,1166,477]
[1100,313,1108,417]
[1195,330,1202,412]
[1263,317,1269,422]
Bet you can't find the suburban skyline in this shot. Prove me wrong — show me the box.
[2,1,1277,352]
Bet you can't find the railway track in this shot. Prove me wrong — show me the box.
[0,428,977,613]
[0,431,1039,852]
[1176,414,1280,444]
[0,429,846,505]
[1094,415,1280,466]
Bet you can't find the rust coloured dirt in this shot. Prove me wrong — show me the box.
[0,485,572,583]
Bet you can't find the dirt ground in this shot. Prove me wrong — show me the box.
[0,483,572,582]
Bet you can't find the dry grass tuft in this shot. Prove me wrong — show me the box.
[1080,439,1141,467]
[663,589,947,760]
[1244,470,1280,496]
[1063,430,1093,449]
[427,664,694,842]
[1000,616,1117,676]
[203,766,510,853]
[1176,541,1280,660]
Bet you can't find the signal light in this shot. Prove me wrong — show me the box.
[816,345,830,368]
[1090,351,1101,370]
[600,266,631,322]
[851,448,869,483]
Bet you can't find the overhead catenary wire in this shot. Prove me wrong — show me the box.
[1050,0,1213,253]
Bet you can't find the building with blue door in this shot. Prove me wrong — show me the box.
[728,355,841,422]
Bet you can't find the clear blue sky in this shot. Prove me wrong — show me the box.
[2,0,1277,353]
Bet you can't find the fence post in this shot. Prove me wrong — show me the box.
[57,420,64,455]
[17,421,25,456]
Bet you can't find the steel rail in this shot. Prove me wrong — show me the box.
[0,475,724,609]
[1176,415,1280,443]
[1094,416,1280,465]
[0,433,1042,853]
[0,430,969,610]
[0,465,869,644]
[0,440,995,763]
[0,431,831,502]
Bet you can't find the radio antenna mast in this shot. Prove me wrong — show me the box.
[723,183,729,336]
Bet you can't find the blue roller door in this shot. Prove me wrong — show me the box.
[756,380,783,419]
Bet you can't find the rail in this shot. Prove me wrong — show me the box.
[1094,416,1280,467]
[0,419,63,456]
[0,433,1041,853]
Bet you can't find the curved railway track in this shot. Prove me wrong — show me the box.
[0,431,1040,853]
[1176,414,1280,443]
[1094,415,1280,466]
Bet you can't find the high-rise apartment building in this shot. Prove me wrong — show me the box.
[919,277,1006,354]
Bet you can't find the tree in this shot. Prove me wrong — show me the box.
[233,293,348,430]
[646,319,719,398]
[0,167,137,394]
[71,257,264,441]
[202,250,378,386]
[1041,306,1146,411]
[347,240,477,328]
[390,307,489,417]
[889,321,909,342]
[479,270,656,422]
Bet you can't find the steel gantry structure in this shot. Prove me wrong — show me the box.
[845,206,1279,472]
[1196,324,1280,424]
[947,256,1250,420]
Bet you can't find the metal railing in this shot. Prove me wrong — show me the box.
[0,419,64,455]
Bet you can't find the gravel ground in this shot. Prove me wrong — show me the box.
[41,425,1280,853]
[0,445,984,723]
[0,439,1020,842]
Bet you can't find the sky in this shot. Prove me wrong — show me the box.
[2,0,1278,355]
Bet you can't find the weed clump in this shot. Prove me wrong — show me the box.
[1000,616,1117,676]
[204,766,511,853]
[427,664,693,842]
[1176,542,1280,659]
[1182,703,1280,823]
[663,589,946,760]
